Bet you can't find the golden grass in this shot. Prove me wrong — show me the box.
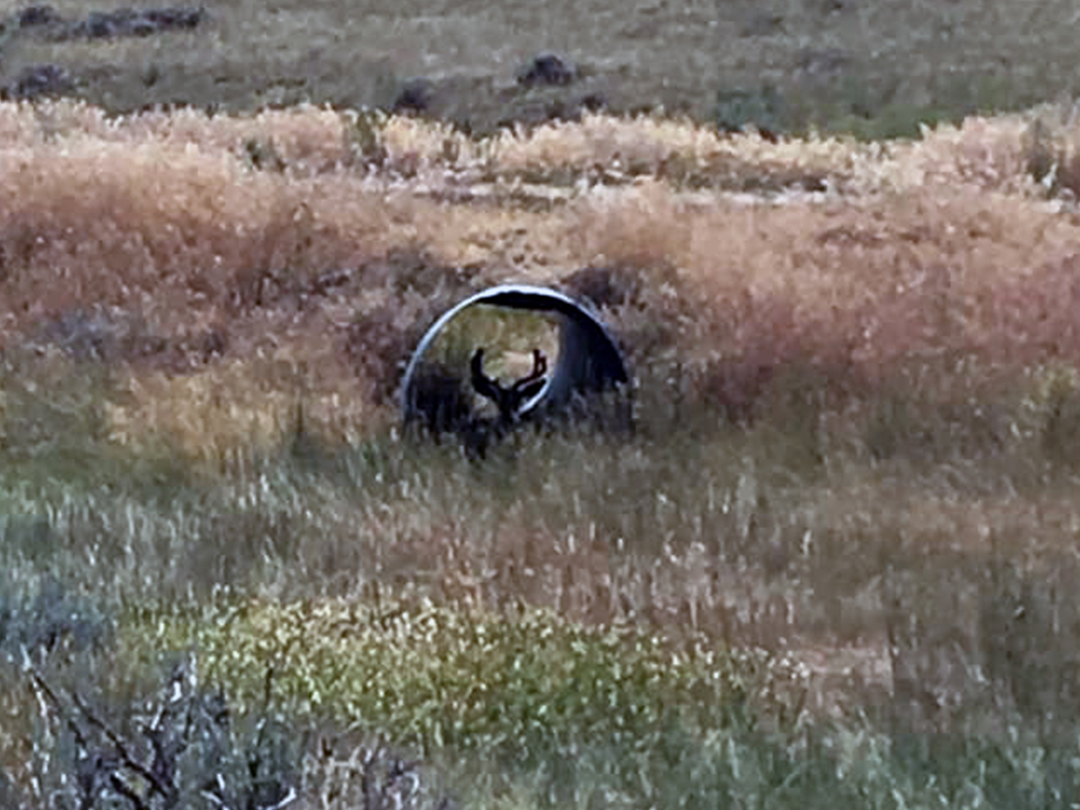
[104,357,371,465]
[2,100,1080,457]
[3,99,1078,193]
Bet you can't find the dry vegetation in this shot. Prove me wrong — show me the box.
[3,0,1080,136]
[6,92,1080,807]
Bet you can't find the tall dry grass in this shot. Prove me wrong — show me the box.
[3,101,1080,581]
[4,100,1080,455]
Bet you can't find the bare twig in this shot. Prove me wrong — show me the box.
[71,691,175,802]
[29,667,91,750]
[107,773,152,810]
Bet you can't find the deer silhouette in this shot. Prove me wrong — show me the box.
[465,347,549,457]
[470,348,547,422]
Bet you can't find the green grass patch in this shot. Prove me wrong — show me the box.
[121,598,804,758]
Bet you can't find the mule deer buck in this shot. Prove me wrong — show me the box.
[466,347,548,457]
[401,284,634,456]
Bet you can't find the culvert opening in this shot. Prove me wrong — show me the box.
[400,284,633,450]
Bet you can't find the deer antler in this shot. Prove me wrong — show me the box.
[510,349,548,402]
[470,348,506,416]
[470,348,549,424]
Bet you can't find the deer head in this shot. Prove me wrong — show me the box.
[470,347,548,426]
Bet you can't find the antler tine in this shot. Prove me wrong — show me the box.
[510,349,547,395]
[533,349,547,378]
[470,347,486,387]
[509,348,548,408]
[471,347,515,421]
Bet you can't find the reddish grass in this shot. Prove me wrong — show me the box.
[3,100,1080,447]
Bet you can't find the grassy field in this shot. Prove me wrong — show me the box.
[4,0,1080,807]
[3,0,1080,135]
